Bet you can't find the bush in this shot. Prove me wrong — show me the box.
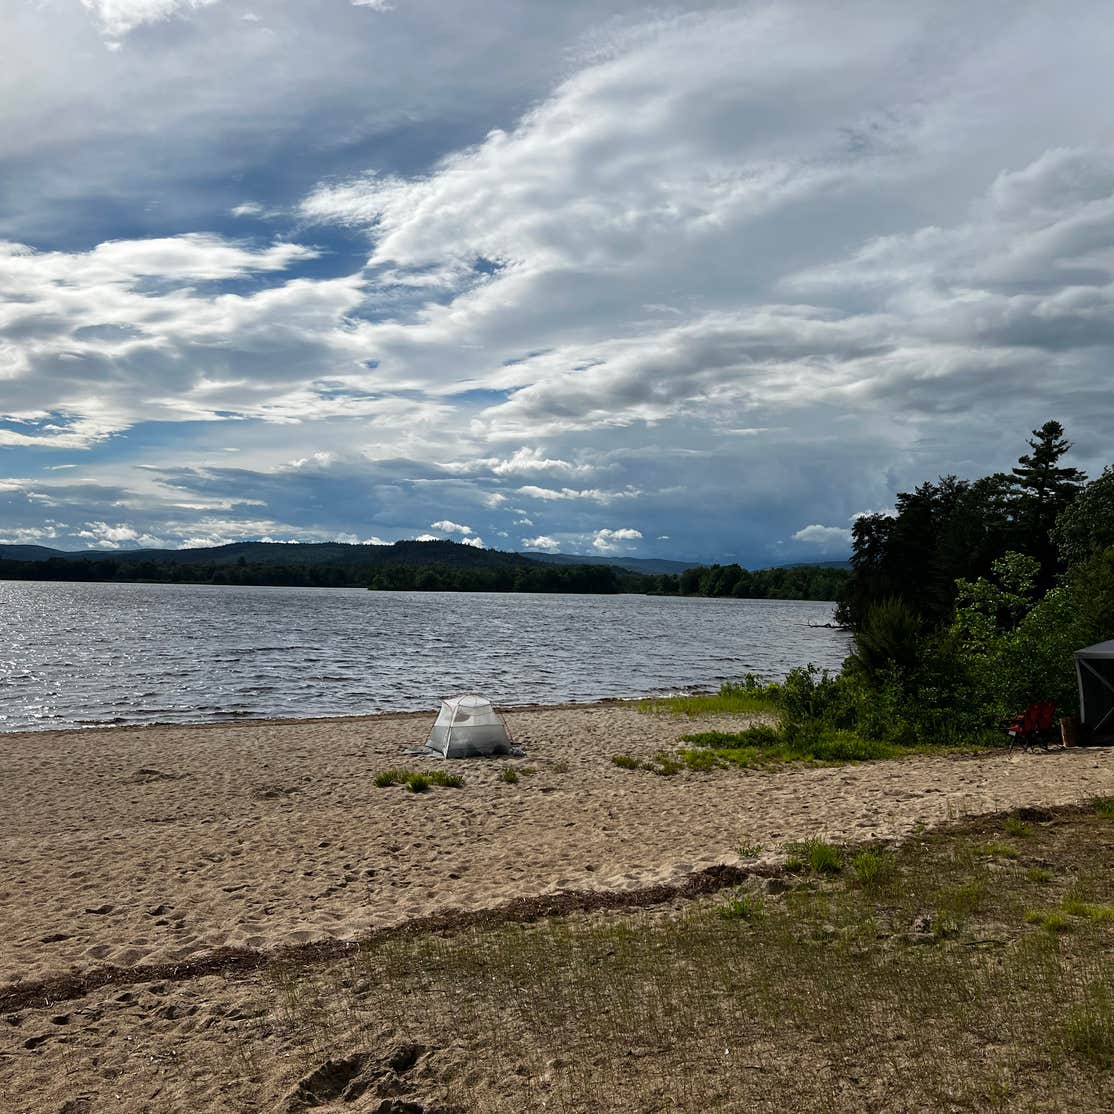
[611,754,642,770]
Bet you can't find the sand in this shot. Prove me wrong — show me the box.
[1,704,1112,1111]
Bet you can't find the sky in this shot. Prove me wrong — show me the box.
[2,0,1114,565]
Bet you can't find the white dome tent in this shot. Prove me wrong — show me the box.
[420,693,518,758]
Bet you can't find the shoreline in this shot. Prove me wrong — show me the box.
[0,694,662,740]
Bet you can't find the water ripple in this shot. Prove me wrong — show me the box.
[0,581,850,732]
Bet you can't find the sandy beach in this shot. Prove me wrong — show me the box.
[2,704,1112,1110]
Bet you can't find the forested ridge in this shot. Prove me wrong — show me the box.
[0,538,847,601]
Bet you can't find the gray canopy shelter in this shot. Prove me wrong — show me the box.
[1075,640,1114,736]
[420,693,517,758]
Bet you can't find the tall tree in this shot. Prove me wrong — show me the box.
[1011,420,1086,585]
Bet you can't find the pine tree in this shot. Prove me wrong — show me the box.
[1011,420,1086,585]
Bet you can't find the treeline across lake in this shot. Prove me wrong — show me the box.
[0,543,848,601]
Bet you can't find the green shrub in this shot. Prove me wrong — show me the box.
[405,773,431,793]
[611,754,642,770]
[374,769,406,788]
[500,766,519,784]
[1094,797,1114,819]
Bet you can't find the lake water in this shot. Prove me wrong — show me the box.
[0,581,850,733]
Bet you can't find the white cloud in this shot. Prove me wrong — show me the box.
[414,533,440,542]
[351,0,393,9]
[792,524,853,547]
[592,527,643,553]
[460,535,484,548]
[521,535,560,552]
[516,485,640,503]
[430,519,474,535]
[74,520,165,548]
[514,517,534,526]
[81,1,222,40]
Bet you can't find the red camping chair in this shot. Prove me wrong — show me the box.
[1006,702,1057,748]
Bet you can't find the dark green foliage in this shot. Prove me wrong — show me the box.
[1011,420,1087,587]
[837,423,1088,627]
[669,562,848,601]
[1054,465,1114,566]
[847,598,921,683]
[610,754,642,770]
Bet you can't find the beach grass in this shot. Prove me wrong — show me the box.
[635,679,781,718]
[373,768,464,789]
[246,808,1114,1112]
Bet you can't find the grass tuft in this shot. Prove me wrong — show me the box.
[851,848,897,890]
[785,837,841,875]
[718,891,765,921]
[1004,816,1034,838]
[375,767,463,790]
[610,754,642,770]
[499,766,519,784]
[1094,796,1114,819]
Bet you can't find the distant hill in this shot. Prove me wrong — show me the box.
[518,551,697,575]
[0,540,848,601]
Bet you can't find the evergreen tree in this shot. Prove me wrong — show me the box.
[1011,420,1086,585]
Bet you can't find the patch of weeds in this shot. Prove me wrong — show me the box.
[645,752,683,777]
[1026,867,1054,884]
[975,841,1020,860]
[1062,899,1114,924]
[850,848,897,890]
[1093,796,1114,819]
[611,754,642,771]
[637,677,780,718]
[427,770,463,788]
[678,748,722,772]
[500,767,519,784]
[377,768,462,789]
[737,841,763,859]
[1004,816,1034,839]
[718,891,765,921]
[518,766,537,777]
[785,838,841,875]
[935,879,987,934]
[681,725,896,767]
[684,725,782,750]
[1024,909,1073,933]
[374,769,408,788]
[1064,984,1114,1067]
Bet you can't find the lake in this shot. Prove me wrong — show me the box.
[0,581,851,732]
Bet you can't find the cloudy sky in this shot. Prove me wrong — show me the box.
[2,0,1113,564]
